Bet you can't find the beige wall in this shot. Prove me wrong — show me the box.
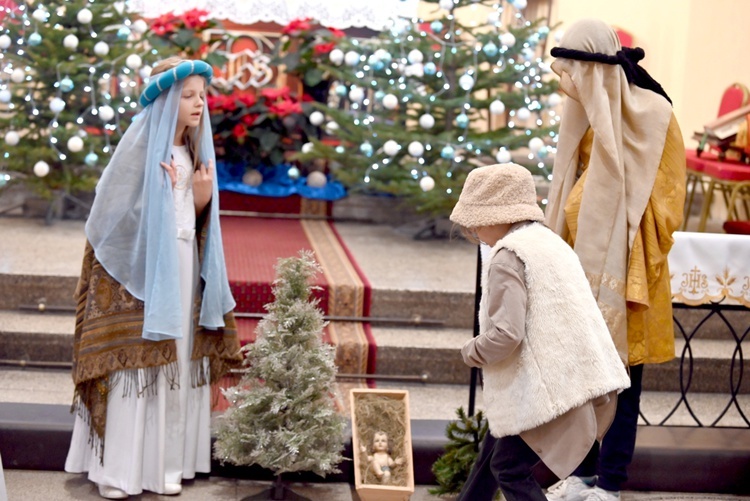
[551,0,750,146]
[418,0,750,146]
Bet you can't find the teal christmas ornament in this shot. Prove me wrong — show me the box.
[335,84,348,97]
[84,152,99,166]
[483,42,498,57]
[288,166,301,179]
[430,21,444,33]
[335,145,345,154]
[441,145,455,159]
[59,77,74,93]
[374,90,386,101]
[456,113,470,128]
[537,146,548,159]
[360,142,374,157]
[424,62,437,75]
[117,26,131,40]
[28,33,42,46]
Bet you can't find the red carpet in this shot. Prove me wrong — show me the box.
[212,214,376,412]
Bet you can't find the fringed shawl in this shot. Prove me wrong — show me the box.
[71,213,242,457]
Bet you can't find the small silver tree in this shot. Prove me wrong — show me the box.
[214,251,346,500]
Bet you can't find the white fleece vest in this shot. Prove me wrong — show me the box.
[481,223,630,438]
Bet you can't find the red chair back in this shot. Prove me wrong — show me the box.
[717,83,749,117]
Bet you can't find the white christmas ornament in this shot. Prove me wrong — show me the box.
[382,93,399,110]
[301,142,314,154]
[0,90,11,103]
[348,86,365,103]
[63,34,79,50]
[511,0,528,9]
[408,141,424,157]
[419,176,435,192]
[10,69,25,83]
[459,74,475,91]
[125,54,142,70]
[500,32,516,47]
[139,65,152,79]
[98,105,115,122]
[49,97,65,113]
[242,169,263,187]
[547,92,562,107]
[490,100,506,115]
[419,113,435,129]
[516,107,531,121]
[33,161,50,177]
[32,8,48,22]
[344,50,360,66]
[329,49,344,65]
[0,35,11,50]
[76,8,93,24]
[529,137,544,153]
[132,19,148,34]
[487,10,501,24]
[407,49,424,64]
[94,41,110,56]
[439,0,454,10]
[309,111,325,126]
[307,171,327,188]
[67,136,84,152]
[383,140,401,156]
[325,121,339,133]
[4,131,20,146]
[496,148,512,164]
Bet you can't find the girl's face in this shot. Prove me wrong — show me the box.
[176,75,206,133]
[373,432,388,452]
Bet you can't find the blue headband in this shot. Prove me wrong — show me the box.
[139,60,213,107]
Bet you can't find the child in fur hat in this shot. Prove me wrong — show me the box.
[450,163,630,501]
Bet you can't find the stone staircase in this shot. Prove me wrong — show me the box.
[1,215,750,495]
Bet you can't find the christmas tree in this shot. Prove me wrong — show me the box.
[214,252,346,489]
[430,407,491,497]
[0,0,168,198]
[295,0,561,217]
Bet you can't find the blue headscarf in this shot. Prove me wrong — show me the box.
[85,61,235,341]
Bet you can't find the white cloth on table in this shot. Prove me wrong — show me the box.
[65,144,211,495]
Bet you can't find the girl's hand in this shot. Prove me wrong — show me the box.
[193,159,214,214]
[160,159,177,188]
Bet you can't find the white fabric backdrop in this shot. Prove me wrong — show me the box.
[127,0,420,30]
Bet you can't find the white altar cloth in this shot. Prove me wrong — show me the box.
[668,231,750,307]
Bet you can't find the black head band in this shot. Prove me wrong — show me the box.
[551,46,672,105]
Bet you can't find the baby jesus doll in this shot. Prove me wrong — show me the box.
[361,431,404,483]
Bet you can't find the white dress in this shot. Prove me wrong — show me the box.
[65,145,212,495]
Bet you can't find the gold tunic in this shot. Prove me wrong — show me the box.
[563,114,686,365]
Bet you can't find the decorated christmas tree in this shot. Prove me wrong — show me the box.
[0,0,168,198]
[214,251,346,497]
[295,0,561,216]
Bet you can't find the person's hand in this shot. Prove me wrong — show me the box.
[395,457,405,466]
[193,159,214,214]
[160,159,177,188]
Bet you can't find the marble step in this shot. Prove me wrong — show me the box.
[2,310,748,394]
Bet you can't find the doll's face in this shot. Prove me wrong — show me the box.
[176,75,206,133]
[373,432,388,452]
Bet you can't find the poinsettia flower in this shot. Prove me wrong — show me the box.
[268,99,303,117]
[241,113,259,126]
[327,27,346,38]
[282,18,313,35]
[300,93,315,103]
[151,17,177,36]
[237,93,258,107]
[182,8,210,30]
[232,124,247,139]
[313,42,336,55]
[260,86,291,101]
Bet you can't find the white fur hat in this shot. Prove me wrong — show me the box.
[450,163,545,228]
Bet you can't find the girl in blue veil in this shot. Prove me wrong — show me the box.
[64,57,241,499]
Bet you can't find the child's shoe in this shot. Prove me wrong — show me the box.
[546,476,592,501]
[97,484,128,499]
